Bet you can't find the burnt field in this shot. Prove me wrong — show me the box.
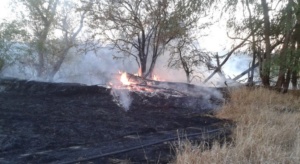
[0,78,233,163]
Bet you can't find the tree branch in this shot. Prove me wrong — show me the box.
[204,32,253,83]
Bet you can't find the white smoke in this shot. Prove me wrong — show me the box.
[111,88,132,111]
[0,44,247,87]
[0,44,246,112]
[53,47,139,85]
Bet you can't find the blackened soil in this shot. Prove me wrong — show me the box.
[0,78,233,163]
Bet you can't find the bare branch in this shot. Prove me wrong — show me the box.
[204,31,253,83]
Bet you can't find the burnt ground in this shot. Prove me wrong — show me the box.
[0,78,233,164]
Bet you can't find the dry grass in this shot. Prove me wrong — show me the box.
[173,87,300,164]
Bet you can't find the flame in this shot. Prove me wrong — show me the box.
[138,67,142,77]
[120,72,131,85]
[153,75,159,81]
[115,71,162,92]
[152,74,164,81]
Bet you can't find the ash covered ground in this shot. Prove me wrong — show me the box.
[0,78,233,163]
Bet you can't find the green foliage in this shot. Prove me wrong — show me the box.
[223,0,300,86]
[4,0,88,79]
[0,20,29,64]
[0,58,4,71]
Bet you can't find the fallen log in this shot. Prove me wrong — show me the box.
[123,72,229,97]
[233,62,259,81]
[111,73,227,111]
[0,77,226,112]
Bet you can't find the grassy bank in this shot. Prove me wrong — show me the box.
[174,87,300,164]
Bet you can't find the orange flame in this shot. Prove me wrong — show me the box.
[153,75,159,81]
[152,74,164,81]
[116,71,160,92]
[120,72,130,85]
[138,68,142,77]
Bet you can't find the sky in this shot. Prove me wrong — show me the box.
[0,0,10,21]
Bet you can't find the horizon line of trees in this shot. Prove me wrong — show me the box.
[0,0,300,91]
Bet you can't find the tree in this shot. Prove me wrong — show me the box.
[223,0,300,90]
[260,0,272,86]
[18,0,59,77]
[0,20,29,74]
[85,0,215,78]
[203,33,253,83]
[202,0,262,84]
[274,0,294,90]
[168,37,210,83]
[291,1,300,89]
[10,0,88,80]
[245,0,258,84]
[45,0,88,80]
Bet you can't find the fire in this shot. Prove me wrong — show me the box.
[152,74,164,81]
[120,72,131,85]
[153,75,159,81]
[138,67,142,77]
[115,71,163,92]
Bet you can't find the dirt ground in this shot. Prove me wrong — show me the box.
[0,78,233,163]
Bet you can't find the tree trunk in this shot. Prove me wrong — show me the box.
[48,48,70,81]
[275,0,293,89]
[246,0,256,85]
[33,0,59,78]
[291,6,300,90]
[261,0,272,86]
[177,48,191,83]
[138,30,149,78]
[48,9,87,81]
[283,69,291,93]
[37,49,45,77]
[233,62,259,81]
[248,55,256,85]
[292,71,298,89]
[36,28,50,78]
[140,57,147,77]
[145,55,158,78]
[186,73,191,84]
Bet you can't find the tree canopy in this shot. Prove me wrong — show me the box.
[223,0,300,91]
[1,0,89,80]
[85,0,215,78]
[1,0,300,90]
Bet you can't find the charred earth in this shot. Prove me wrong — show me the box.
[0,78,233,163]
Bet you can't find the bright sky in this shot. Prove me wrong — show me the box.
[199,22,230,52]
[0,0,11,21]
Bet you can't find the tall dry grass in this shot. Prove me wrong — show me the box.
[173,87,300,164]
